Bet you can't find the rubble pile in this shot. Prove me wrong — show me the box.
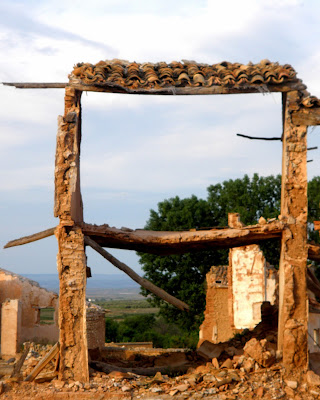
[1,337,320,399]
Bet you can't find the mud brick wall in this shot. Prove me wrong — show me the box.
[86,304,106,350]
[199,266,233,346]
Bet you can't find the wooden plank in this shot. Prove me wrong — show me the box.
[25,342,59,382]
[11,342,30,378]
[292,107,320,126]
[90,360,191,376]
[2,83,67,89]
[4,227,56,249]
[0,365,14,376]
[82,220,284,255]
[84,236,189,311]
[68,77,306,95]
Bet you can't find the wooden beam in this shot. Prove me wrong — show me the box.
[4,227,56,249]
[292,107,320,126]
[84,236,189,312]
[68,77,306,96]
[25,343,59,382]
[11,342,30,378]
[90,360,191,376]
[2,83,67,89]
[82,220,284,255]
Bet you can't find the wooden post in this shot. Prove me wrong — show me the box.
[54,87,89,381]
[278,91,308,370]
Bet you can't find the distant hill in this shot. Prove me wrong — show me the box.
[22,273,142,299]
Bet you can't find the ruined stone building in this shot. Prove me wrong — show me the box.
[0,268,106,358]
[0,269,59,356]
[3,59,320,381]
[199,241,320,355]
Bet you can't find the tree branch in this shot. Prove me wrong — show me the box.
[236,133,282,141]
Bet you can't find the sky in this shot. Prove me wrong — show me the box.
[0,0,320,277]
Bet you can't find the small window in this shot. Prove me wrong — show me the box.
[39,308,55,325]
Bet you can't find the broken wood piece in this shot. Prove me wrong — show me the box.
[2,82,67,89]
[25,342,59,382]
[90,360,191,376]
[84,236,189,312]
[11,342,30,378]
[307,243,320,262]
[4,227,56,249]
[292,107,320,126]
[34,371,58,383]
[0,365,14,376]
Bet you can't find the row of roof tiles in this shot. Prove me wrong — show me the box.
[71,59,297,89]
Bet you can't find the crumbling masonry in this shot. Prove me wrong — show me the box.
[3,59,320,381]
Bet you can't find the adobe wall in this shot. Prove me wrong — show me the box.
[198,266,233,346]
[0,269,59,343]
[199,244,278,346]
[230,244,268,330]
[86,303,106,350]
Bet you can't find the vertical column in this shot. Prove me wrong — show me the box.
[54,87,89,381]
[278,91,308,370]
[1,299,21,356]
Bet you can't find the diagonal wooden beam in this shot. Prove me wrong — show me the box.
[84,236,189,312]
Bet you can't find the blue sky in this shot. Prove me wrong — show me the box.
[0,0,320,276]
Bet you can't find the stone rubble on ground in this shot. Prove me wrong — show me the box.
[0,338,320,399]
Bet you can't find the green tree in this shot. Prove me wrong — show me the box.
[139,174,320,334]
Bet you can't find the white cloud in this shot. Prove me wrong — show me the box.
[1,0,320,273]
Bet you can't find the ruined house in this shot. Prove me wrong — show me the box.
[0,268,106,357]
[3,59,320,381]
[0,268,59,355]
[199,234,320,355]
[199,244,278,347]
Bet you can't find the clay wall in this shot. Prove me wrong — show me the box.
[1,299,21,356]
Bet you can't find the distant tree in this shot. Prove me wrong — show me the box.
[139,174,320,332]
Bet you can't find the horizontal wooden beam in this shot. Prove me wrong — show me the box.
[84,236,189,311]
[2,83,67,89]
[82,221,284,255]
[69,77,306,96]
[292,107,320,126]
[4,227,56,249]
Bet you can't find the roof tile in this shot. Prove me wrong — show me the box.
[70,59,299,90]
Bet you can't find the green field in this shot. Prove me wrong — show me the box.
[93,299,159,321]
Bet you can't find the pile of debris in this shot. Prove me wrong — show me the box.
[1,334,320,399]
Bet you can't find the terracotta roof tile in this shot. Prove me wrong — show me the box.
[70,59,298,90]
